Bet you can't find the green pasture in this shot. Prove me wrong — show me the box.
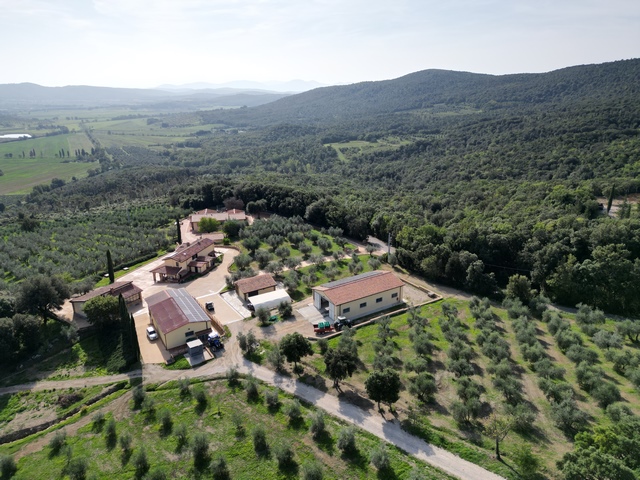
[0,132,99,195]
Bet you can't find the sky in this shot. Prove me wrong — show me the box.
[1,0,639,89]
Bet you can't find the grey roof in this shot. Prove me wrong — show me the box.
[167,289,210,323]
[319,270,382,289]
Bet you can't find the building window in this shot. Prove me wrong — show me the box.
[343,307,350,314]
[360,302,367,308]
[185,331,194,338]
[376,297,383,303]
[176,262,179,267]
[391,292,398,298]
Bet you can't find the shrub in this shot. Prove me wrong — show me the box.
[565,345,599,365]
[592,382,621,409]
[194,388,208,410]
[119,432,132,453]
[309,411,325,439]
[104,417,117,448]
[227,366,240,386]
[147,469,168,480]
[284,399,302,422]
[174,424,189,451]
[265,389,280,409]
[511,443,541,479]
[606,402,634,422]
[159,410,173,435]
[177,377,190,396]
[92,411,105,432]
[132,386,146,409]
[210,455,230,480]
[317,338,329,355]
[133,449,149,479]
[301,462,323,480]
[0,455,17,479]
[49,429,67,455]
[273,441,294,468]
[252,425,268,453]
[244,375,259,401]
[337,426,356,453]
[67,457,88,480]
[505,403,537,433]
[192,433,210,469]
[231,411,244,436]
[267,345,285,371]
[370,443,390,470]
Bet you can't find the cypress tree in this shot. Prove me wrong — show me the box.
[107,249,115,284]
[176,218,182,244]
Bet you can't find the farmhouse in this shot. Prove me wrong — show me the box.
[151,238,217,282]
[146,289,211,350]
[312,270,404,321]
[235,273,277,301]
[71,280,142,316]
[189,208,246,232]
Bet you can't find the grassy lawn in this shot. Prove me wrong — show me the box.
[0,379,456,480]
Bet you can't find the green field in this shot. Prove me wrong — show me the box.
[0,133,97,195]
[0,379,455,480]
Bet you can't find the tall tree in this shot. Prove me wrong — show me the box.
[324,347,359,389]
[106,249,115,284]
[484,412,513,461]
[365,369,401,410]
[176,218,182,244]
[83,295,119,329]
[16,275,70,324]
[279,332,313,369]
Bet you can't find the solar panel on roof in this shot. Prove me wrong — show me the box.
[167,289,209,323]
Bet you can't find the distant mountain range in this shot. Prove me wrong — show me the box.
[197,58,640,125]
[156,79,325,93]
[0,82,294,109]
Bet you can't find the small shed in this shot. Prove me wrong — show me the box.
[248,289,292,312]
[187,338,204,357]
[235,274,277,301]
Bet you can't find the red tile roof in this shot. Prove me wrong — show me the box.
[146,290,209,334]
[235,274,277,295]
[167,238,215,263]
[315,271,404,306]
[71,281,142,303]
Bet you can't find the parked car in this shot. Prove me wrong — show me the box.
[146,326,158,341]
[205,302,215,312]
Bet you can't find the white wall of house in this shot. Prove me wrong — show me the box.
[336,286,404,321]
[151,319,210,350]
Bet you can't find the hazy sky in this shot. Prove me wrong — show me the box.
[1,0,639,88]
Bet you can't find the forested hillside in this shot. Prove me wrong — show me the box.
[2,58,640,317]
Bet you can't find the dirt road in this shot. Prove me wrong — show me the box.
[2,321,505,480]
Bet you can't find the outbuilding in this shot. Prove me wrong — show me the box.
[247,289,292,312]
[70,281,142,317]
[312,270,404,321]
[235,274,277,301]
[147,289,211,349]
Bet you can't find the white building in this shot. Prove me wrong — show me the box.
[312,270,405,321]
